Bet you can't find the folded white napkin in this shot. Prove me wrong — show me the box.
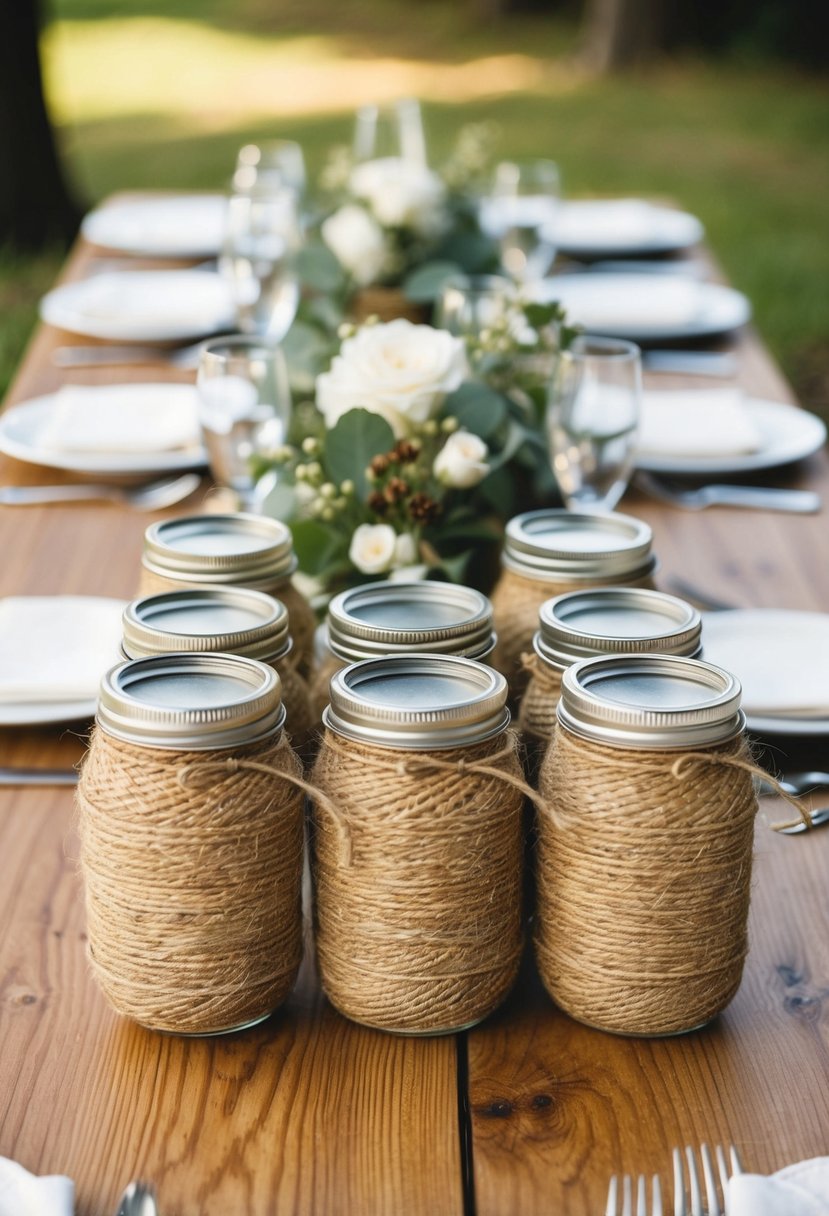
[702,609,829,717]
[37,384,200,454]
[561,277,702,329]
[557,199,660,245]
[0,1156,73,1216]
[728,1157,829,1215]
[638,389,762,458]
[96,196,225,253]
[74,271,229,330]
[0,596,126,704]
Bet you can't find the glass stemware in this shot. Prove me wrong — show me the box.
[482,158,561,283]
[197,336,292,512]
[435,273,514,338]
[221,188,301,344]
[353,98,427,164]
[233,140,307,197]
[546,336,641,512]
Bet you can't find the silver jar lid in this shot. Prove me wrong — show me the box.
[535,588,702,670]
[502,508,655,582]
[97,653,285,750]
[142,513,297,585]
[326,580,495,663]
[557,654,744,750]
[122,588,291,663]
[324,655,510,751]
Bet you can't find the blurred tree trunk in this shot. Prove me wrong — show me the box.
[0,0,82,249]
[580,0,664,71]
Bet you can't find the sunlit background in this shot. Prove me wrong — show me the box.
[2,0,827,415]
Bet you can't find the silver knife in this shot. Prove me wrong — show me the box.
[643,350,738,376]
[0,767,79,786]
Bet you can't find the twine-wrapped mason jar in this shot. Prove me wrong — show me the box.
[535,653,758,1037]
[520,588,701,758]
[122,586,317,760]
[138,512,316,677]
[489,509,657,694]
[310,654,529,1035]
[310,579,495,717]
[77,653,307,1035]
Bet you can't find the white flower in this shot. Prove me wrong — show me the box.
[321,204,389,286]
[393,532,418,566]
[389,563,429,583]
[317,319,468,438]
[433,429,489,489]
[349,157,448,237]
[349,523,397,575]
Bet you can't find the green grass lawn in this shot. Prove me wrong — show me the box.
[2,0,827,414]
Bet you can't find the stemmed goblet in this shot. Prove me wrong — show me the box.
[220,187,302,344]
[546,335,641,513]
[482,158,561,283]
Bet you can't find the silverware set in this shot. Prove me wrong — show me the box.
[51,338,208,370]
[607,1143,742,1215]
[115,1180,158,1216]
[635,471,822,514]
[0,471,201,510]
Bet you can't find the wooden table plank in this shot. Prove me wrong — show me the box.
[0,229,464,1216]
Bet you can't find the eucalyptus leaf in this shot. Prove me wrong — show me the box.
[289,518,347,576]
[403,260,462,304]
[297,243,348,293]
[443,381,507,439]
[324,408,395,498]
[261,480,297,521]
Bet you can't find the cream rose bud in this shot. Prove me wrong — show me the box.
[392,532,418,567]
[320,204,388,286]
[433,430,490,489]
[349,523,397,575]
[349,157,448,237]
[316,319,469,438]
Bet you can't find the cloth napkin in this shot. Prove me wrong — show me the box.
[637,388,762,458]
[0,1157,73,1216]
[0,596,126,704]
[559,276,703,329]
[728,1157,829,1215]
[701,609,829,717]
[37,384,200,454]
[557,199,663,245]
[97,195,225,254]
[71,270,230,331]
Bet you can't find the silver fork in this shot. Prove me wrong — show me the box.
[672,1143,743,1215]
[52,338,210,370]
[635,472,821,514]
[606,1173,663,1215]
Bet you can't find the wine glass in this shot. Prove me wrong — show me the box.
[482,158,560,283]
[546,336,641,513]
[435,274,514,337]
[233,140,306,197]
[197,336,292,512]
[353,98,427,165]
[221,188,301,343]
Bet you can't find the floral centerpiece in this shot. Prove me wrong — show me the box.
[259,303,572,603]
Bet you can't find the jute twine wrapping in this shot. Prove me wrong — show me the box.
[349,286,431,325]
[136,565,317,679]
[77,729,307,1035]
[272,654,318,763]
[309,650,346,720]
[518,651,563,746]
[309,728,532,1033]
[535,727,760,1036]
[489,568,657,696]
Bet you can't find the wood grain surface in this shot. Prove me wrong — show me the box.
[1,212,828,1214]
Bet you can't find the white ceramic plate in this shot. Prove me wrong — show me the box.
[531,273,751,342]
[40,269,236,341]
[554,199,704,258]
[0,387,207,476]
[637,398,826,475]
[0,596,125,727]
[701,609,829,735]
[82,195,227,257]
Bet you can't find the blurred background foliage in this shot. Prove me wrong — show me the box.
[1,0,827,415]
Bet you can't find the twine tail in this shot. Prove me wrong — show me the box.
[178,755,353,865]
[670,752,812,832]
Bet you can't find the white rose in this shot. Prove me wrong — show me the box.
[393,532,418,566]
[349,157,448,237]
[389,563,429,583]
[349,523,397,575]
[433,429,490,489]
[320,204,389,286]
[316,319,468,438]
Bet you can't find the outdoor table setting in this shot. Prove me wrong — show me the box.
[1,98,828,1216]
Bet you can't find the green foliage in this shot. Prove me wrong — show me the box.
[443,382,507,439]
[402,261,463,304]
[323,408,395,498]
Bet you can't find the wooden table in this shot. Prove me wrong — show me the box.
[1,225,828,1216]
